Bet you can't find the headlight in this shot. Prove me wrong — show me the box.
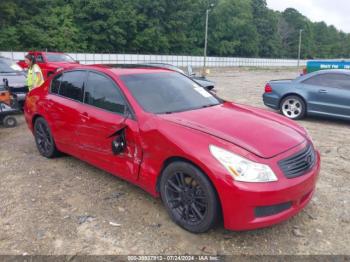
[209,145,278,183]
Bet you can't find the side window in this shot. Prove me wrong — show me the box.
[303,74,333,87]
[36,55,44,63]
[303,73,350,89]
[84,72,126,114]
[331,74,350,90]
[50,73,63,94]
[59,71,87,102]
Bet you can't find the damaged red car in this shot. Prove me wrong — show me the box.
[24,65,320,233]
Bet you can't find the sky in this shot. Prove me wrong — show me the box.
[266,0,350,33]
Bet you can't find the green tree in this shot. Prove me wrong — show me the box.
[251,0,282,57]
[0,0,349,58]
[209,0,259,56]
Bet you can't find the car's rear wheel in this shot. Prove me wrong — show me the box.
[280,95,306,120]
[160,161,220,233]
[3,115,17,128]
[34,118,60,158]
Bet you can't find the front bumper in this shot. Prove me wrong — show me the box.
[216,147,320,231]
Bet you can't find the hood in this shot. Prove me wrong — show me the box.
[160,102,306,159]
[47,61,79,67]
[1,73,26,87]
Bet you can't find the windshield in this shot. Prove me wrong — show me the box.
[0,59,22,73]
[46,53,75,62]
[121,72,220,114]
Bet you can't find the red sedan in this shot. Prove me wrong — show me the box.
[24,65,320,233]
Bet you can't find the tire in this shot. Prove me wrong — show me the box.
[3,115,17,128]
[160,161,220,233]
[280,95,306,120]
[34,117,60,158]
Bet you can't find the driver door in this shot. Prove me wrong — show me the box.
[76,71,142,181]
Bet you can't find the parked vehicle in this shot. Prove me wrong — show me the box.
[0,56,28,109]
[303,60,350,74]
[142,63,215,91]
[24,65,320,233]
[263,69,350,120]
[0,102,20,128]
[17,51,79,80]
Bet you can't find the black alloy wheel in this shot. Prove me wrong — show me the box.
[160,161,220,233]
[34,118,59,158]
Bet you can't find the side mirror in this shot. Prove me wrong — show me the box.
[112,133,126,155]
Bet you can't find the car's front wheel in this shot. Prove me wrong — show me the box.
[160,161,220,233]
[280,95,306,120]
[34,117,60,158]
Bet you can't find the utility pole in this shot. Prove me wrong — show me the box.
[297,29,303,68]
[203,3,214,76]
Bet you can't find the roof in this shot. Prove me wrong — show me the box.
[110,67,172,76]
[60,64,173,76]
[28,51,67,54]
[311,69,350,74]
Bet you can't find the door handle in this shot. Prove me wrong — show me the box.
[319,89,328,94]
[47,100,54,108]
[80,112,90,122]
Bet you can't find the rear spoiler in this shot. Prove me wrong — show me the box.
[269,79,293,82]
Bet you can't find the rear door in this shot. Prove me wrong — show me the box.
[46,70,87,151]
[76,71,142,181]
[301,73,350,116]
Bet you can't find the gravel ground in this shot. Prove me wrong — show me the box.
[0,68,349,255]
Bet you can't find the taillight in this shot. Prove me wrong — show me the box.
[265,83,272,93]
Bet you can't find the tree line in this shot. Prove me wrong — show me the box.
[0,0,349,59]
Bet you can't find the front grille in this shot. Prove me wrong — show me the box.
[278,144,316,179]
[255,202,292,218]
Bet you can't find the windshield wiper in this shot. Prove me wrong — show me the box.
[163,109,186,114]
[161,104,219,114]
[201,103,218,108]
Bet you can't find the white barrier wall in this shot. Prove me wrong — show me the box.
[0,51,307,67]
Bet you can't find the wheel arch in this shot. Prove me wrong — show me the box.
[32,113,45,127]
[32,114,54,136]
[156,156,223,220]
[279,93,308,112]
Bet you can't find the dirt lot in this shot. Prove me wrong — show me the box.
[0,68,349,255]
